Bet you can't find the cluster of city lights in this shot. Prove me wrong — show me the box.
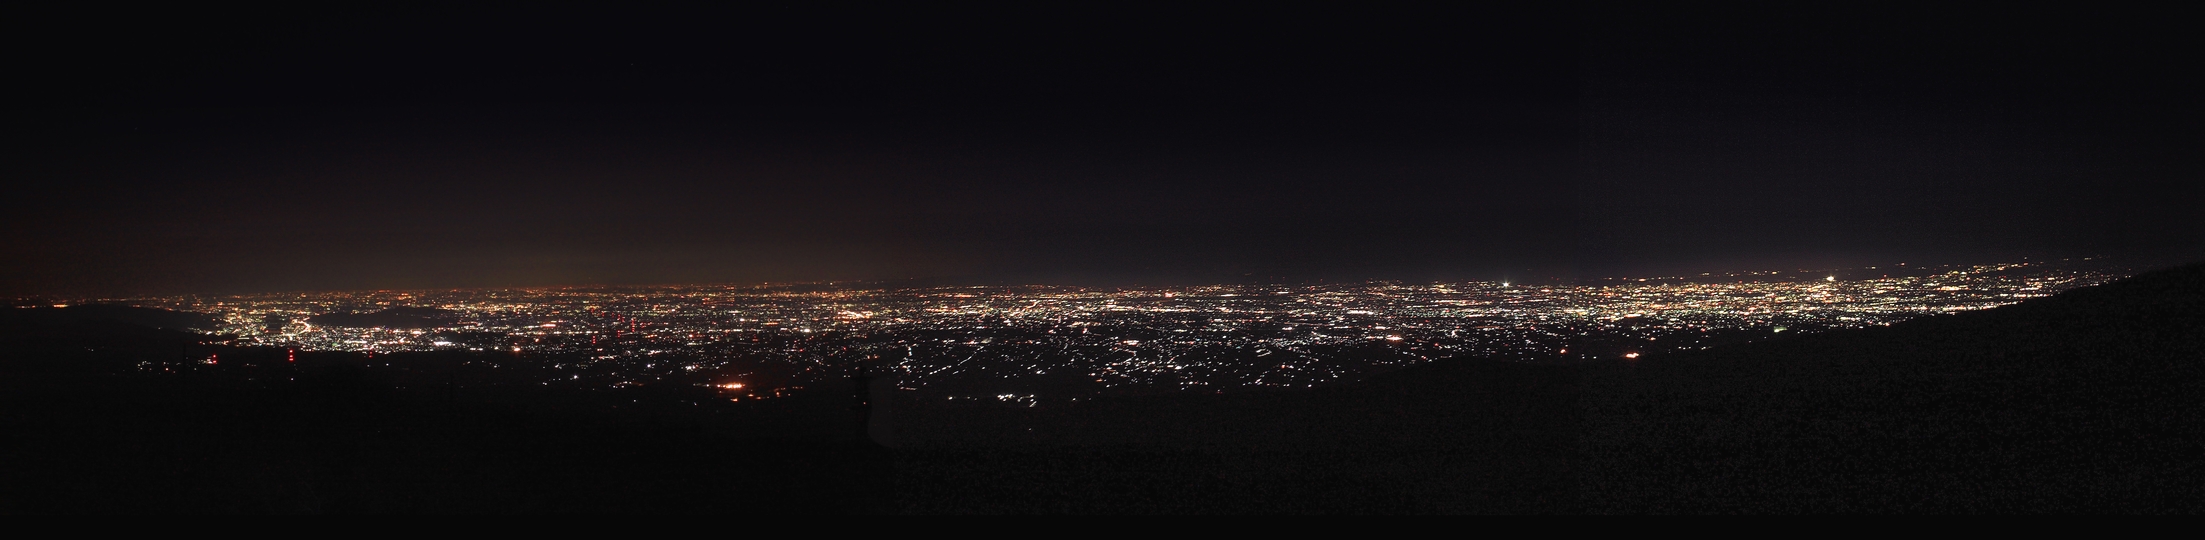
[109,260,2123,400]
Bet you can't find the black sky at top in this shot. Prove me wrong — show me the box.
[1578,5,2205,275]
[4,5,2200,296]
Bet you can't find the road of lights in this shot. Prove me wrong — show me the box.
[106,260,2124,400]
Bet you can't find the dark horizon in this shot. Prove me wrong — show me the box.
[8,5,2202,297]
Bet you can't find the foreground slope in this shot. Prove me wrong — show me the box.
[889,358,1579,513]
[895,262,2205,512]
[1582,263,2205,512]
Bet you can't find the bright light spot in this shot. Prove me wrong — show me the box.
[1826,276,1837,282]
[1623,352,1640,359]
[719,383,745,390]
[1385,335,1404,342]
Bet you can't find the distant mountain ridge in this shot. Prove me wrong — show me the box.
[0,304,217,334]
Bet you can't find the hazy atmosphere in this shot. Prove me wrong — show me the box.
[9,6,2200,296]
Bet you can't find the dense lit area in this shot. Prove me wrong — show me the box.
[89,259,2122,401]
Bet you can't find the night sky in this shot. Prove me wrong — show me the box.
[7,5,2201,296]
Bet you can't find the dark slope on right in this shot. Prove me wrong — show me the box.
[1583,263,2205,513]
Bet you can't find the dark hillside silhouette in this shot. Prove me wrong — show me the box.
[1,305,224,375]
[0,315,890,513]
[2,304,217,332]
[1582,263,2205,512]
[890,358,1580,513]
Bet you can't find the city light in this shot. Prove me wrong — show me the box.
[106,260,2119,400]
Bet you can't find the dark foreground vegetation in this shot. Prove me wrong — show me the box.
[4,264,2202,513]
